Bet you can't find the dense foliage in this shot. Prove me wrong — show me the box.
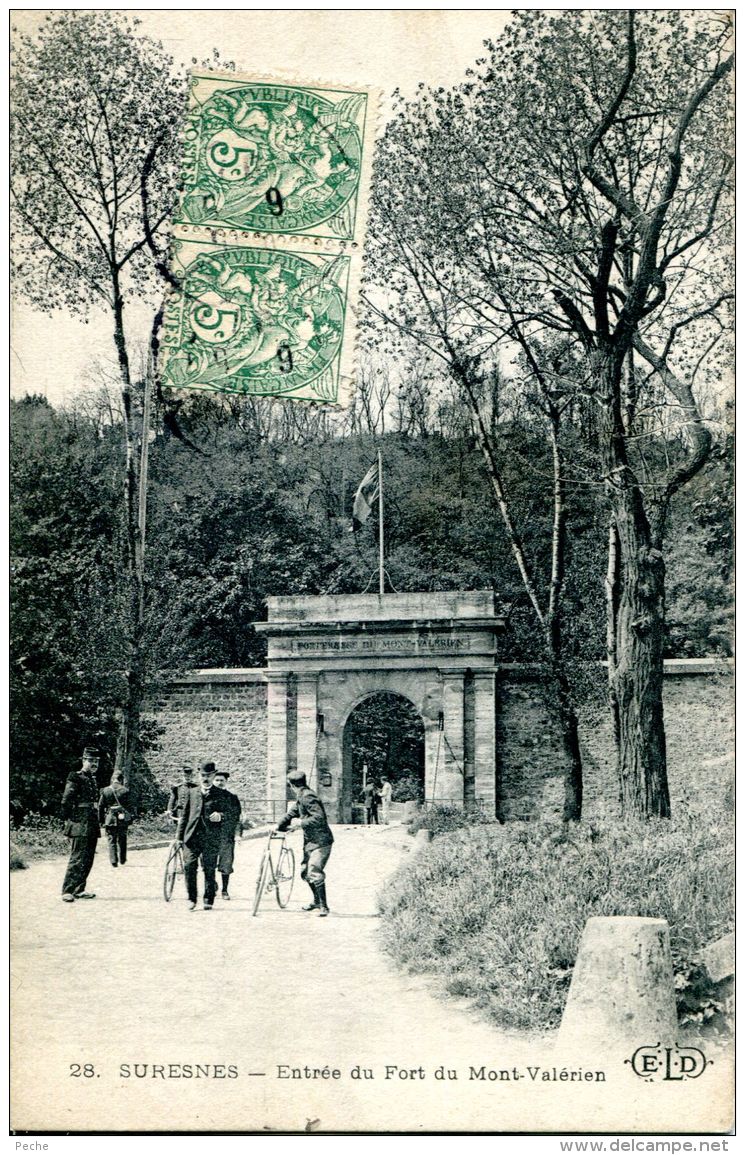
[10,389,732,810]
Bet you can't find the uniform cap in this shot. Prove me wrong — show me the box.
[82,746,100,759]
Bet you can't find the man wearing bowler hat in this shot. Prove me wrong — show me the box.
[60,746,101,902]
[276,770,334,917]
[175,761,231,910]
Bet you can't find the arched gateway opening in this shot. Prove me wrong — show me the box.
[342,692,425,823]
[254,591,506,823]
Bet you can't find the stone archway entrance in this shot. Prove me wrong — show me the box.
[342,691,425,823]
[254,591,506,823]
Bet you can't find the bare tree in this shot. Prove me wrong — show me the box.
[11,12,183,782]
[464,10,733,816]
[369,10,732,818]
[367,155,586,819]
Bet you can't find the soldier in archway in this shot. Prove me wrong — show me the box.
[361,778,379,825]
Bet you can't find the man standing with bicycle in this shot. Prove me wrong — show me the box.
[276,770,333,917]
[175,761,231,911]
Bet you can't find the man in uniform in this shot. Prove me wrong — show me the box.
[175,761,231,911]
[60,746,101,902]
[212,769,242,901]
[276,770,334,917]
[166,764,196,822]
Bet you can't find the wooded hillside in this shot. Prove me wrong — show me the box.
[10,384,732,807]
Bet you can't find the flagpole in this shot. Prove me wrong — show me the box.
[378,448,384,596]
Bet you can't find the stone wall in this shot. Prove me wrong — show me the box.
[497,661,734,820]
[144,661,733,822]
[143,670,268,813]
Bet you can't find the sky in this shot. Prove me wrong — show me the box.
[10,10,512,407]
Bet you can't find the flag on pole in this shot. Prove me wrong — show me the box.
[350,462,379,531]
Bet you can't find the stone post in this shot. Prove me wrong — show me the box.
[472,668,497,815]
[438,670,466,806]
[265,671,289,823]
[410,827,433,856]
[558,916,678,1054]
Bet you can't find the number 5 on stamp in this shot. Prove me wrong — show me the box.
[160,238,353,404]
[174,72,377,245]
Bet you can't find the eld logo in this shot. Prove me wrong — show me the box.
[626,1043,711,1082]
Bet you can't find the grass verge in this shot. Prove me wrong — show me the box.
[379,805,733,1034]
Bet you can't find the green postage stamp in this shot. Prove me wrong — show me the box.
[173,72,375,243]
[161,238,351,403]
[161,70,377,404]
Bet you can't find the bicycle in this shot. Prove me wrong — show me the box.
[163,838,186,902]
[252,830,295,916]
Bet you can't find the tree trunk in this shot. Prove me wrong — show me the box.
[597,349,671,818]
[546,415,582,821]
[115,656,143,801]
[112,281,143,789]
[612,508,670,817]
[458,363,583,820]
[548,654,583,822]
[605,516,621,751]
[455,360,584,822]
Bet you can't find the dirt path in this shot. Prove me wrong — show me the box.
[11,825,730,1133]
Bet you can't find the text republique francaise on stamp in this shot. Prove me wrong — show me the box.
[159,71,378,406]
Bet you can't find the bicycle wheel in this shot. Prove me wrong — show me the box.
[163,843,182,902]
[275,847,295,909]
[252,848,272,917]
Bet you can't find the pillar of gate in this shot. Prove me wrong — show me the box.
[296,673,319,785]
[265,670,289,822]
[437,670,466,806]
[472,668,497,814]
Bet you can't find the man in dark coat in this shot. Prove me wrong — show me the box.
[276,770,334,917]
[166,765,196,821]
[212,769,242,900]
[97,769,133,867]
[60,746,101,902]
[361,779,379,825]
[175,761,232,911]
